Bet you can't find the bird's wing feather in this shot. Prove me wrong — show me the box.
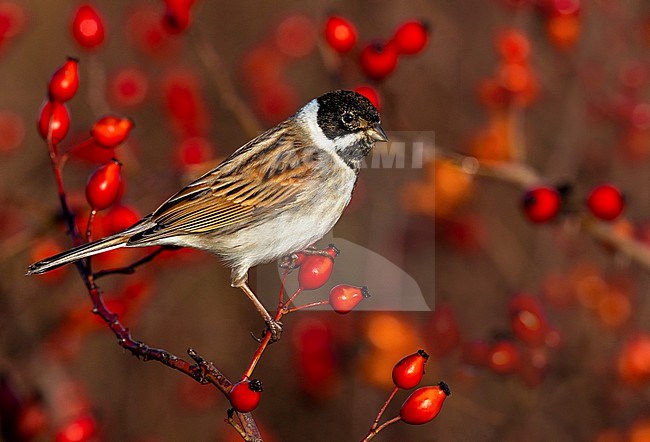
[128,123,320,243]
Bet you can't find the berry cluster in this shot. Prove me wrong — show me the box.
[479,28,538,111]
[224,244,371,415]
[454,293,560,386]
[70,3,213,173]
[324,15,429,81]
[38,58,134,218]
[321,14,430,114]
[361,350,450,440]
[521,182,625,223]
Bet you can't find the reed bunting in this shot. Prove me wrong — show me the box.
[27,90,387,339]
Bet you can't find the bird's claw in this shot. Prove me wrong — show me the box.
[265,319,283,343]
[279,253,299,270]
[279,246,335,270]
[250,319,283,343]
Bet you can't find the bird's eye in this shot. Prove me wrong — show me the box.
[341,113,354,125]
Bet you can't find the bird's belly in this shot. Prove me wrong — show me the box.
[218,177,354,269]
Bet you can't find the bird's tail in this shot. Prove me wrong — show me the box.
[26,233,130,275]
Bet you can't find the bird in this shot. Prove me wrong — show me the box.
[27,90,387,339]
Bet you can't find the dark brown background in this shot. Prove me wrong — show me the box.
[2,1,650,441]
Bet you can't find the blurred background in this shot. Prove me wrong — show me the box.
[2,0,650,441]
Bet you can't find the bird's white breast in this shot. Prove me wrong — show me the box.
[216,103,358,280]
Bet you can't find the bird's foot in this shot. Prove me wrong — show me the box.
[265,318,283,343]
[251,319,283,344]
[279,244,339,270]
[302,244,338,257]
[278,253,300,270]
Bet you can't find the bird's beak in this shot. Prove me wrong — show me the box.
[369,124,388,142]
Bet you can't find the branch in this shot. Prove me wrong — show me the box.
[361,416,401,442]
[437,150,650,271]
[92,246,170,279]
[43,122,262,441]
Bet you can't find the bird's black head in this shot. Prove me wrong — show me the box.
[315,90,387,171]
[316,90,386,142]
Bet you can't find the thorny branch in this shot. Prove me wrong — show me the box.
[43,129,262,441]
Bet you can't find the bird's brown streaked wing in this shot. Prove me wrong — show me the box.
[129,127,320,241]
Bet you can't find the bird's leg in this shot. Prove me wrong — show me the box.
[238,282,282,342]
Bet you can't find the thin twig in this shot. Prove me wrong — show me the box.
[285,300,329,313]
[361,416,401,442]
[371,387,398,430]
[85,209,96,243]
[191,28,262,138]
[42,111,262,441]
[92,247,170,279]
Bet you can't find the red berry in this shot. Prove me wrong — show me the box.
[587,183,625,221]
[71,5,105,49]
[275,15,317,58]
[328,284,370,314]
[392,20,430,55]
[110,68,148,107]
[163,0,195,34]
[392,349,429,389]
[16,400,48,440]
[323,15,357,53]
[354,85,381,110]
[0,2,26,40]
[360,41,399,81]
[85,159,123,210]
[508,293,548,346]
[48,57,79,102]
[522,186,561,223]
[399,382,451,425]
[618,333,650,385]
[37,100,70,144]
[163,71,208,136]
[324,243,339,260]
[298,255,334,290]
[540,0,581,17]
[495,28,530,63]
[55,415,97,442]
[229,379,263,413]
[488,340,521,374]
[175,136,214,167]
[91,115,134,148]
[105,204,140,234]
[498,62,535,94]
[293,318,339,399]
